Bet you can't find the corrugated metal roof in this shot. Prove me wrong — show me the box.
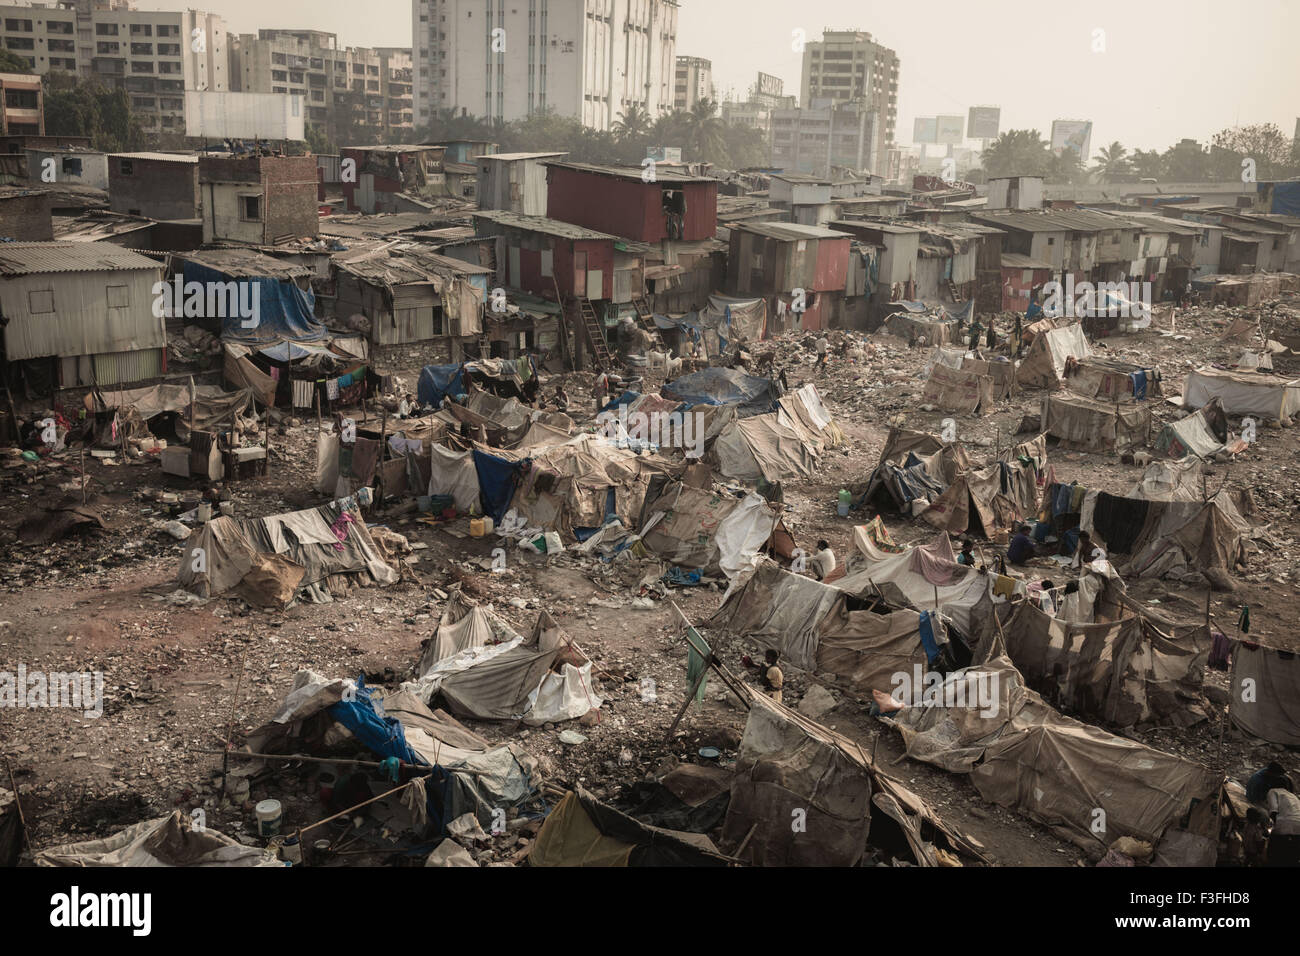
[1001,253,1054,269]
[338,246,492,284]
[546,160,714,184]
[828,219,924,235]
[177,248,311,278]
[472,209,615,240]
[0,241,161,276]
[479,151,568,162]
[731,221,849,241]
[108,152,198,164]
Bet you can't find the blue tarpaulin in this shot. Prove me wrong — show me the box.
[473,449,527,522]
[600,389,639,413]
[329,676,424,766]
[182,261,325,346]
[1264,182,1300,217]
[661,367,780,418]
[417,364,465,408]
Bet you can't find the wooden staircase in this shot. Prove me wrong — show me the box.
[947,279,962,302]
[632,295,667,350]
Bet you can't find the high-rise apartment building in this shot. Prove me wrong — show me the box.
[0,0,226,138]
[673,55,710,111]
[798,29,898,173]
[411,0,677,132]
[229,30,413,143]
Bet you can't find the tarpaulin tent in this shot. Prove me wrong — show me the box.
[472,448,529,522]
[638,484,781,581]
[921,363,995,415]
[34,811,278,867]
[891,655,1223,858]
[717,688,985,867]
[87,382,257,445]
[711,407,822,482]
[993,594,1210,728]
[697,294,767,353]
[180,258,324,347]
[1155,398,1236,460]
[428,444,481,513]
[1229,643,1300,746]
[1040,391,1151,453]
[177,500,398,602]
[1182,367,1300,423]
[1016,323,1090,389]
[910,435,1046,538]
[662,367,780,418]
[529,788,731,867]
[1065,358,1160,402]
[852,427,972,514]
[417,364,465,408]
[1121,496,1254,587]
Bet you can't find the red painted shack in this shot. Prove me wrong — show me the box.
[726,222,852,331]
[472,210,617,301]
[999,253,1054,312]
[545,161,718,243]
[340,144,446,213]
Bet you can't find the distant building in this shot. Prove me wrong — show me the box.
[198,154,320,245]
[986,175,1044,210]
[0,185,52,239]
[674,56,712,111]
[771,102,881,176]
[798,30,899,173]
[340,144,446,214]
[411,0,677,132]
[545,161,719,243]
[0,3,228,140]
[108,152,199,220]
[25,147,107,190]
[0,71,42,136]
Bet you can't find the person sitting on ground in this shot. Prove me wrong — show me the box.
[1247,762,1295,805]
[810,540,836,581]
[762,649,784,704]
[1071,530,1106,568]
[1007,524,1036,565]
[956,538,976,566]
[1266,787,1300,866]
[1243,807,1271,868]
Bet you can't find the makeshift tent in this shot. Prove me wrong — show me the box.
[427,444,481,512]
[961,354,1017,401]
[1015,323,1090,389]
[529,788,731,867]
[1064,358,1160,402]
[177,500,398,603]
[1040,391,1151,453]
[1155,398,1239,460]
[1229,643,1300,746]
[912,435,1046,538]
[991,595,1210,728]
[884,303,961,346]
[1122,496,1254,587]
[892,656,1223,858]
[34,811,279,867]
[711,408,820,481]
[180,257,324,346]
[1127,459,1205,501]
[87,383,257,445]
[417,364,465,408]
[852,427,972,515]
[697,294,767,353]
[1182,367,1300,423]
[839,532,995,638]
[661,367,780,418]
[223,343,277,406]
[921,363,995,415]
[717,688,985,866]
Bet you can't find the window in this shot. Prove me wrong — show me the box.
[241,195,262,221]
[118,159,134,175]
[106,285,130,309]
[28,290,54,314]
[95,23,119,36]
[61,157,83,176]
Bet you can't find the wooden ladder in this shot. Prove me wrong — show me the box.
[632,295,667,350]
[947,279,962,301]
[576,296,613,370]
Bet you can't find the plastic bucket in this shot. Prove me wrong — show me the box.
[197,502,213,522]
[255,799,282,838]
[417,495,433,513]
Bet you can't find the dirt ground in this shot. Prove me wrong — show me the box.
[2,292,1298,866]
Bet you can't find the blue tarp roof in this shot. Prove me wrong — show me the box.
[473,449,529,522]
[661,367,780,418]
[417,364,465,408]
[182,261,325,346]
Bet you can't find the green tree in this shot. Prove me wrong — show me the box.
[1130,148,1165,180]
[1045,148,1086,184]
[683,98,725,163]
[0,49,32,73]
[979,129,1051,178]
[42,76,144,152]
[305,123,333,155]
[1090,141,1132,182]
[611,104,651,142]
[1159,139,1207,181]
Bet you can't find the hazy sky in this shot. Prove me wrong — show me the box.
[135,0,1298,154]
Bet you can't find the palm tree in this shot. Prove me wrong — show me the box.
[611,104,651,142]
[980,129,1050,178]
[1091,141,1132,182]
[684,98,725,163]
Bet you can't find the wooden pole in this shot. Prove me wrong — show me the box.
[79,450,86,504]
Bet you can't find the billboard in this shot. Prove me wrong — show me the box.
[184,91,306,141]
[936,115,965,145]
[1051,119,1093,162]
[913,117,937,144]
[968,106,1001,139]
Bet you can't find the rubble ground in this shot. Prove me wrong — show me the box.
[2,293,1298,866]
